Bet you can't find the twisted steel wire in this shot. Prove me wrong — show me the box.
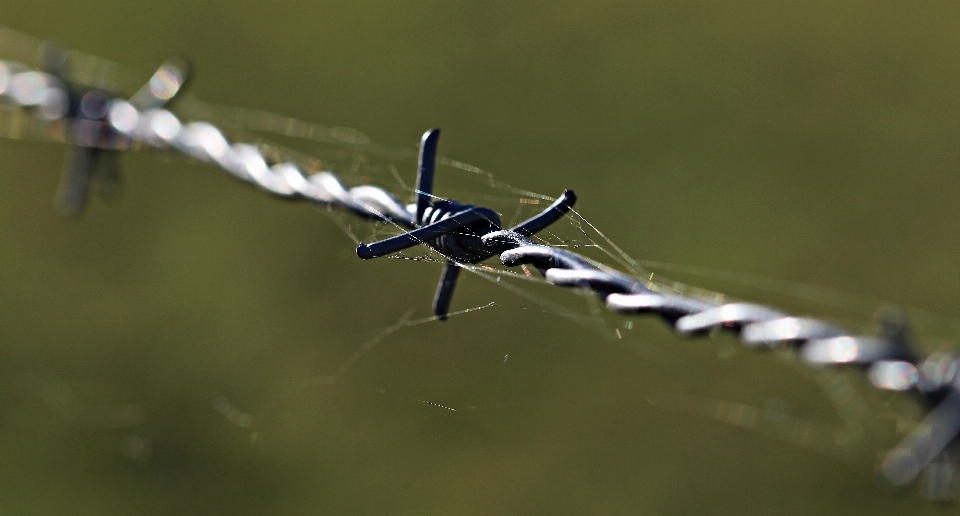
[2,44,959,499]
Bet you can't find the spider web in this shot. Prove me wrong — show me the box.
[168,97,959,472]
[2,29,956,501]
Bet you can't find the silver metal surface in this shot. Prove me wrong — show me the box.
[740,317,847,347]
[3,36,959,498]
[883,390,960,487]
[675,303,787,335]
[801,336,900,364]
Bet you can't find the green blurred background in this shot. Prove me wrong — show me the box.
[2,2,959,514]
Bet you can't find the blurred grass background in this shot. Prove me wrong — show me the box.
[1,2,959,514]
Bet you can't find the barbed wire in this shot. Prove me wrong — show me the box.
[1,30,958,501]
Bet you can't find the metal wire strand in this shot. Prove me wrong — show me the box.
[480,230,960,498]
[2,48,959,500]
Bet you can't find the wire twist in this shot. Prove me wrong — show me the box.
[0,56,414,226]
[480,230,960,496]
[2,45,959,500]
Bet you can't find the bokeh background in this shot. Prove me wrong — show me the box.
[2,2,959,514]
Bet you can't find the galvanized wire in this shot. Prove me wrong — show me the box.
[2,43,958,500]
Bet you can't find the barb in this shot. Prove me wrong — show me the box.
[1,26,958,501]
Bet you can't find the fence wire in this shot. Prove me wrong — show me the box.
[1,26,957,501]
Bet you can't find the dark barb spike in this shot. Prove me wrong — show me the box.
[55,56,191,217]
[356,209,490,259]
[511,190,577,236]
[37,40,70,78]
[416,129,440,224]
[876,306,920,362]
[40,44,92,218]
[56,144,96,217]
[357,128,575,319]
[433,261,461,320]
[128,56,191,112]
